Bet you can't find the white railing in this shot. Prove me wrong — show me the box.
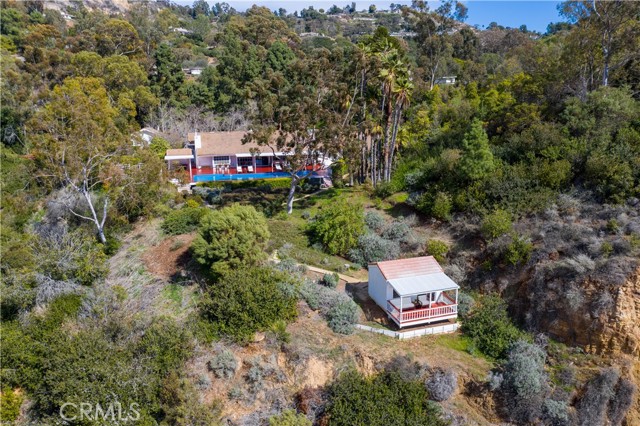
[387,301,457,324]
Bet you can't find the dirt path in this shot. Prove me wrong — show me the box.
[304,264,364,284]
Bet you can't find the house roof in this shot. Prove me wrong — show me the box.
[375,256,443,280]
[373,256,459,296]
[165,148,194,158]
[187,131,272,157]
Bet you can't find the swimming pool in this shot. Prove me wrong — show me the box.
[192,172,292,182]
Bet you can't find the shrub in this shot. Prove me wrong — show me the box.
[348,233,400,267]
[431,191,452,221]
[162,206,208,235]
[577,368,620,426]
[457,292,475,318]
[0,387,23,423]
[269,319,291,344]
[608,378,636,426]
[543,399,570,426]
[299,280,340,312]
[364,210,386,232]
[500,341,548,423]
[461,295,523,359]
[426,239,448,263]
[269,409,311,426]
[321,272,339,289]
[327,298,359,334]
[327,370,448,426]
[208,349,238,379]
[200,267,298,342]
[425,368,457,402]
[504,234,533,266]
[191,204,270,277]
[191,186,223,205]
[308,200,365,256]
[381,220,412,242]
[331,160,347,189]
[481,209,512,240]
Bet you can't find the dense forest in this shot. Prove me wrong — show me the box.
[1,0,639,425]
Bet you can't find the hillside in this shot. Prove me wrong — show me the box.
[1,0,639,425]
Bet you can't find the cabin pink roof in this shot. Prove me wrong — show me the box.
[374,256,443,280]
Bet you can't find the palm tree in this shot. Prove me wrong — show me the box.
[387,75,413,181]
[378,49,406,183]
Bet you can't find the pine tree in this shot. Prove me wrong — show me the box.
[460,118,495,181]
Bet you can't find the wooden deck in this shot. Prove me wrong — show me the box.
[386,300,458,327]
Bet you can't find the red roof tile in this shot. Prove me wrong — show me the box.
[374,256,443,280]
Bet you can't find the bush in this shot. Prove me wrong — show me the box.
[208,349,238,379]
[381,220,412,242]
[308,199,365,255]
[321,272,339,289]
[431,191,452,221]
[500,341,548,423]
[192,204,270,277]
[269,409,311,426]
[200,267,298,342]
[576,368,621,426]
[426,239,448,263]
[348,233,400,267]
[0,387,23,423]
[327,298,359,334]
[327,370,448,426]
[161,206,208,235]
[608,378,636,426]
[457,292,475,318]
[425,368,457,402]
[364,210,386,232]
[481,209,512,240]
[504,234,533,266]
[543,399,570,426]
[461,295,523,359]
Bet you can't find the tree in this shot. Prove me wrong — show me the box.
[560,1,640,88]
[244,55,341,213]
[368,4,377,13]
[30,77,126,244]
[460,118,494,181]
[152,44,185,106]
[309,199,365,256]
[191,204,270,276]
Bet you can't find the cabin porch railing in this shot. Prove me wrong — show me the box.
[387,301,457,325]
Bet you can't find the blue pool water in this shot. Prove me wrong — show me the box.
[193,172,292,182]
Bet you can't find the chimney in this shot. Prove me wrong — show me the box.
[194,132,201,149]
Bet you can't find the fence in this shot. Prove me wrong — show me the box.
[354,322,459,340]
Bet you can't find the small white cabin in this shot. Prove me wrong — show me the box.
[368,256,459,328]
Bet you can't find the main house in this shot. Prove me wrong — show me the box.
[368,256,459,328]
[164,131,329,183]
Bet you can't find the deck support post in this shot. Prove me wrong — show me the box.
[399,297,403,325]
[188,160,192,182]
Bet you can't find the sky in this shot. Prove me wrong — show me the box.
[176,0,565,33]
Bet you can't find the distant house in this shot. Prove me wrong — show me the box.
[434,76,457,85]
[368,256,459,328]
[163,131,330,183]
[132,127,164,147]
[182,67,204,76]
